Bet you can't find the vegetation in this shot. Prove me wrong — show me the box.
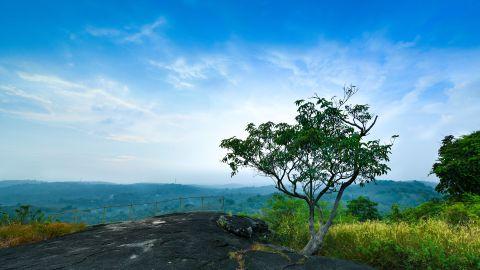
[221,86,396,255]
[389,193,480,225]
[0,180,440,221]
[431,131,480,196]
[321,220,480,270]
[261,194,356,250]
[260,193,480,269]
[0,205,85,248]
[1,205,46,225]
[346,196,380,222]
[0,222,86,248]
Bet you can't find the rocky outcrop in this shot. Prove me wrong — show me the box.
[0,212,373,270]
[216,214,270,241]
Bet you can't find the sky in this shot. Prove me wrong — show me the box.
[0,0,479,185]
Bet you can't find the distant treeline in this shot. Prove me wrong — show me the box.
[0,180,439,224]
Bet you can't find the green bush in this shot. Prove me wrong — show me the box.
[260,194,356,250]
[0,205,49,225]
[261,194,310,249]
[346,196,381,221]
[393,194,480,225]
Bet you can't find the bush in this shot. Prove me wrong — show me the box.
[0,205,49,225]
[346,196,381,221]
[321,220,480,270]
[261,194,310,250]
[394,194,480,225]
[260,194,356,250]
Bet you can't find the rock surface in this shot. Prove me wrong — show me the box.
[0,212,373,270]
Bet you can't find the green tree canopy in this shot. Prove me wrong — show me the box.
[431,131,480,196]
[346,196,381,221]
[220,86,396,255]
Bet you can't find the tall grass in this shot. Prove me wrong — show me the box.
[261,194,480,269]
[0,222,86,248]
[321,220,480,270]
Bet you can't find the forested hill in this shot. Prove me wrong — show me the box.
[0,180,440,213]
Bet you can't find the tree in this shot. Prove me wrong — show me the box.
[431,131,480,196]
[346,196,381,221]
[387,203,403,222]
[220,86,396,255]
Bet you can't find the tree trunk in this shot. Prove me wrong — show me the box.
[300,186,347,256]
[308,203,315,239]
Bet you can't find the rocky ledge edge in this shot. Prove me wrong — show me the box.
[0,212,373,270]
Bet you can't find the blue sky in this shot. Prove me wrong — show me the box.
[0,0,479,184]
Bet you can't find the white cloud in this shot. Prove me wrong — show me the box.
[0,85,52,106]
[18,72,84,89]
[85,26,122,38]
[124,17,166,43]
[2,37,480,183]
[85,17,166,44]
[2,71,199,144]
[149,55,233,89]
[106,134,148,143]
[103,155,137,163]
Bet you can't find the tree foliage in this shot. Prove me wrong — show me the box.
[431,131,480,196]
[346,196,381,221]
[220,86,396,254]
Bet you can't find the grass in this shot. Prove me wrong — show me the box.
[321,220,480,270]
[0,222,86,248]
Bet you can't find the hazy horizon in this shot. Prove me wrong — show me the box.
[0,178,439,187]
[1,1,479,184]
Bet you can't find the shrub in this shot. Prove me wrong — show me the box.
[261,194,356,250]
[0,205,50,225]
[261,194,310,250]
[346,196,381,221]
[394,194,480,225]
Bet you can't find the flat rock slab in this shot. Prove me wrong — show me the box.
[0,212,373,270]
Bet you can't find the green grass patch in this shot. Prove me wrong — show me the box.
[321,220,480,270]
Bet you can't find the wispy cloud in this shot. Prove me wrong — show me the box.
[18,72,84,89]
[0,85,52,106]
[85,26,122,38]
[124,17,166,43]
[85,17,166,44]
[149,56,233,89]
[106,134,148,143]
[2,36,479,182]
[1,71,199,143]
[103,155,137,163]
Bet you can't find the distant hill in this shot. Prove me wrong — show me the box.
[0,180,42,188]
[0,180,440,222]
[332,180,441,212]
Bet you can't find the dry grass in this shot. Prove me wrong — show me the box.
[321,220,480,270]
[228,250,246,270]
[0,222,86,248]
